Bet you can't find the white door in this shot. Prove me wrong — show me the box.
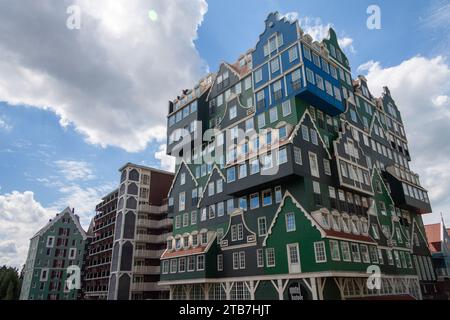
[287,243,301,274]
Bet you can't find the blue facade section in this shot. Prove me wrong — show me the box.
[252,12,298,69]
[301,44,345,116]
[250,12,345,117]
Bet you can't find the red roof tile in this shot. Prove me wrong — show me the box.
[425,223,441,243]
[161,246,207,259]
[325,230,375,243]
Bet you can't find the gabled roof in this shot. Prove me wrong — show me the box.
[263,190,326,246]
[166,159,198,198]
[31,207,87,240]
[287,109,332,159]
[197,164,226,207]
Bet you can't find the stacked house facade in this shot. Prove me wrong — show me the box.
[83,189,118,299]
[20,207,87,300]
[160,12,435,300]
[425,220,450,298]
[107,163,174,300]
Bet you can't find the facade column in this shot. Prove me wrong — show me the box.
[169,286,174,300]
[204,283,210,300]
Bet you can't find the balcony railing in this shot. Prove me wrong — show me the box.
[131,282,162,292]
[133,265,160,274]
[137,217,172,229]
[134,249,164,259]
[135,234,166,243]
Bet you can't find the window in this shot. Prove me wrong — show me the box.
[285,212,296,232]
[190,211,197,225]
[229,105,237,120]
[266,248,275,267]
[239,197,247,211]
[301,125,309,141]
[282,100,291,116]
[294,147,302,165]
[312,53,321,67]
[288,244,300,264]
[227,167,236,182]
[269,107,278,123]
[258,113,266,128]
[197,255,205,271]
[180,173,186,185]
[262,190,272,206]
[291,68,301,83]
[179,192,185,211]
[162,260,169,274]
[310,129,318,145]
[250,158,260,175]
[239,164,247,179]
[257,249,264,267]
[239,252,246,269]
[288,46,298,62]
[245,118,254,132]
[170,259,177,273]
[175,216,181,229]
[250,193,259,209]
[314,242,327,263]
[208,182,215,196]
[233,252,239,270]
[258,217,267,236]
[275,186,282,203]
[360,245,370,263]
[244,76,252,90]
[278,147,288,165]
[216,179,223,194]
[325,81,333,96]
[303,46,311,60]
[183,213,189,227]
[270,58,280,73]
[217,202,224,216]
[309,152,320,178]
[316,74,324,90]
[306,68,315,84]
[179,257,186,272]
[237,224,243,240]
[369,246,379,264]
[351,243,361,262]
[323,159,331,175]
[217,254,223,271]
[227,199,235,214]
[255,68,262,83]
[341,242,351,261]
[279,126,287,140]
[330,240,341,261]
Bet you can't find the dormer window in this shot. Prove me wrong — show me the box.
[167,239,173,250]
[201,232,208,245]
[175,238,181,250]
[321,211,330,229]
[342,215,350,233]
[331,213,341,231]
[183,235,190,248]
[361,218,369,235]
[350,217,360,235]
[192,234,198,247]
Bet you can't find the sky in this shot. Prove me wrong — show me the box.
[0,0,450,268]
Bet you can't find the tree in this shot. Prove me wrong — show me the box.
[0,266,20,300]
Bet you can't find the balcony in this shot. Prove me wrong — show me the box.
[137,217,172,229]
[135,234,166,243]
[384,165,431,214]
[133,265,160,274]
[131,282,163,292]
[134,249,164,259]
[138,204,168,214]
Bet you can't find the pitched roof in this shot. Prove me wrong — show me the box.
[424,223,441,243]
[31,207,88,240]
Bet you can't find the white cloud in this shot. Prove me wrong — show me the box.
[0,191,55,268]
[50,183,115,227]
[54,160,95,181]
[154,144,175,172]
[283,14,355,54]
[360,55,450,225]
[0,0,208,152]
[432,94,450,107]
[0,115,12,131]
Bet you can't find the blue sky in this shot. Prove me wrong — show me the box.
[0,0,449,267]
